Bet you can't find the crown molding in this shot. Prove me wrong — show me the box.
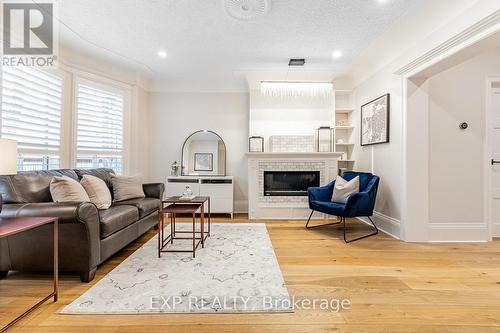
[395,9,500,76]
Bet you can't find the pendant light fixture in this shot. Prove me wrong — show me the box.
[260,58,333,98]
[260,81,333,99]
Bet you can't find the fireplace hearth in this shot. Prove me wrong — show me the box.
[264,171,320,196]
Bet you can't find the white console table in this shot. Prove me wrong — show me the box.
[165,176,234,218]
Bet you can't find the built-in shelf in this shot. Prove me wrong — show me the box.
[335,89,355,171]
[335,108,353,114]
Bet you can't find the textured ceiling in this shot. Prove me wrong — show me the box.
[57,0,423,91]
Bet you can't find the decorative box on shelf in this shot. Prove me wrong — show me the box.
[249,136,264,153]
[316,127,334,152]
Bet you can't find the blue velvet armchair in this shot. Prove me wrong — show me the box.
[306,171,379,243]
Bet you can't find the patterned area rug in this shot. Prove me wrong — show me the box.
[61,223,292,314]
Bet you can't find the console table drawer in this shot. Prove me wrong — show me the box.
[200,183,233,199]
[200,179,232,184]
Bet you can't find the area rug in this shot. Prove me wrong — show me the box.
[61,223,292,314]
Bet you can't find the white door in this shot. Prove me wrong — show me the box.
[489,85,500,237]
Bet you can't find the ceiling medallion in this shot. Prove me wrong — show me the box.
[224,0,271,21]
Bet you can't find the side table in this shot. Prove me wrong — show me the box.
[0,217,58,333]
[158,203,205,258]
[162,196,211,236]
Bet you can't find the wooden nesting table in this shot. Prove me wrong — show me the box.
[158,196,211,258]
[0,216,58,333]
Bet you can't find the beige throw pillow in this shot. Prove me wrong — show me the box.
[331,175,359,204]
[111,174,145,202]
[80,175,112,210]
[50,176,90,203]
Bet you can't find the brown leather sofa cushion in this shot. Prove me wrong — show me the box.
[0,169,79,203]
[114,198,160,218]
[99,205,139,238]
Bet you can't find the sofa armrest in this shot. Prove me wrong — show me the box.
[1,202,99,224]
[0,202,101,269]
[143,183,165,200]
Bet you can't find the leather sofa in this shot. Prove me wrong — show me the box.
[0,168,164,282]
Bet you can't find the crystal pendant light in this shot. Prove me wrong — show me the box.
[260,81,333,99]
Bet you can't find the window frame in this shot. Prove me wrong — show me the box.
[0,66,67,171]
[71,75,131,174]
[0,64,133,174]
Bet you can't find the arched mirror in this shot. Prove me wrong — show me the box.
[181,130,226,176]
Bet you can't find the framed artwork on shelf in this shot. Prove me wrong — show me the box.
[194,153,213,171]
[361,94,390,146]
[249,136,264,152]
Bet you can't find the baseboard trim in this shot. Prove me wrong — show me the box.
[234,200,248,214]
[357,211,401,240]
[428,223,489,242]
[493,224,500,238]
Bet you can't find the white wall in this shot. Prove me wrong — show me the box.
[350,46,500,241]
[351,69,403,223]
[400,45,500,242]
[426,47,500,232]
[148,92,249,212]
[130,86,151,179]
[337,1,500,241]
[347,68,404,239]
[249,90,334,150]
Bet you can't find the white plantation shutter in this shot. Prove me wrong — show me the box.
[1,66,63,170]
[76,82,124,174]
[1,67,62,152]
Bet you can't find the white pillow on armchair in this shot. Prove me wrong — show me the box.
[331,175,359,204]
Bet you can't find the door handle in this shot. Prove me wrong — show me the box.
[492,159,500,165]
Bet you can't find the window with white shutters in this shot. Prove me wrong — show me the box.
[75,82,124,174]
[1,66,63,171]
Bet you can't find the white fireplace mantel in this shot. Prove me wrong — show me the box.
[247,151,342,220]
[246,152,344,159]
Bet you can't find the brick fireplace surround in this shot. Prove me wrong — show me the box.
[247,152,342,219]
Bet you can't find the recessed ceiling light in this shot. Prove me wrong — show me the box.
[376,0,390,4]
[157,50,167,59]
[332,51,342,59]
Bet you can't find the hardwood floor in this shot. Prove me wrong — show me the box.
[2,215,500,332]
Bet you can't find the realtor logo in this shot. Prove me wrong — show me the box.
[2,1,58,66]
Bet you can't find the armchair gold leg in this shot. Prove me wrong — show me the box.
[343,216,379,243]
[305,210,341,229]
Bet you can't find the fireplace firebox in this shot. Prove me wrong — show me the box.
[264,171,320,196]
